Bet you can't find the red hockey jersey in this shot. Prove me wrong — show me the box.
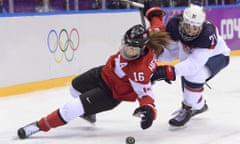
[101,47,157,106]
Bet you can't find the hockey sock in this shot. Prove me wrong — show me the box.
[38,109,66,132]
[183,85,205,110]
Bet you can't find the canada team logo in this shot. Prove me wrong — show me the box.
[47,28,80,63]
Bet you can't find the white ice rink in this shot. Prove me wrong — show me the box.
[1,56,240,144]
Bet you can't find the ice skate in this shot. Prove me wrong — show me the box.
[169,102,192,127]
[169,102,208,127]
[192,103,208,117]
[17,121,40,139]
[80,114,96,124]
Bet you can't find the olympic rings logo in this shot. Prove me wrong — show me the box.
[47,28,80,63]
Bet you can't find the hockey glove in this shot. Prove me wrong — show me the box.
[133,104,157,130]
[143,0,165,20]
[151,65,176,84]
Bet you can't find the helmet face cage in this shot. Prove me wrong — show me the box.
[179,4,206,41]
[179,20,202,41]
[120,44,142,61]
[120,24,150,60]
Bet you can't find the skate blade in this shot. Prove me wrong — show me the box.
[168,124,187,131]
[81,118,96,125]
[80,116,96,124]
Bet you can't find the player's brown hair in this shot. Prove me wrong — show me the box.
[148,30,170,57]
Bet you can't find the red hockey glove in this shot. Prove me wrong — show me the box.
[133,104,157,130]
[151,65,176,84]
[143,0,165,20]
[143,0,165,31]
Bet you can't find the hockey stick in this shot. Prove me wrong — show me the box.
[119,0,146,28]
[119,0,144,8]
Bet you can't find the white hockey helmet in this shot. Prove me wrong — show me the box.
[183,4,206,27]
[179,4,206,41]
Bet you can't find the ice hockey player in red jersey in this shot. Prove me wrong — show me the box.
[143,0,230,127]
[17,24,171,139]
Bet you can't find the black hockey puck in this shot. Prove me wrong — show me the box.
[126,136,135,144]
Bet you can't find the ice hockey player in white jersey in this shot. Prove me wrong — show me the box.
[143,1,230,127]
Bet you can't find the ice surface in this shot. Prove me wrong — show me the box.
[1,57,240,144]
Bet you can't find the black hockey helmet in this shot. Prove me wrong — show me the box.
[120,24,150,60]
[124,24,150,49]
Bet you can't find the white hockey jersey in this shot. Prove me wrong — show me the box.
[157,16,230,77]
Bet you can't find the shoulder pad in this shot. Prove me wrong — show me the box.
[166,15,181,41]
[193,22,217,49]
[181,22,217,49]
